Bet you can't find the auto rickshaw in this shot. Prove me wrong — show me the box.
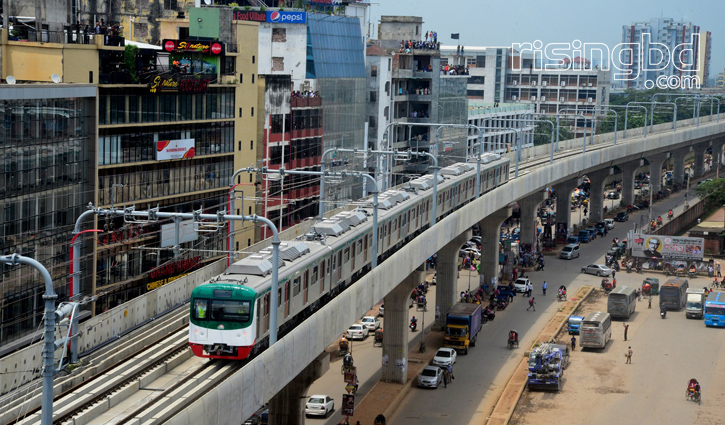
[416,295,427,311]
[643,277,660,295]
[374,328,384,346]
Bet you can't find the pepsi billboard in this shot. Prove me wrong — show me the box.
[266,11,306,24]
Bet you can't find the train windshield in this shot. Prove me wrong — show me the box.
[193,298,251,322]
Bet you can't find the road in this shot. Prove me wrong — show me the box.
[303,184,699,425]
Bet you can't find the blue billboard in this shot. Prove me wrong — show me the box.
[267,11,307,24]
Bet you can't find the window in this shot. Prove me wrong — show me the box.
[272,56,285,71]
[467,90,484,98]
[250,140,253,150]
[385,81,390,94]
[371,65,378,77]
[163,0,177,9]
[272,28,287,42]
[252,56,255,64]
[369,116,377,128]
[251,107,254,117]
[369,91,377,102]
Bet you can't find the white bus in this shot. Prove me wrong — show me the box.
[580,312,612,349]
[607,286,637,319]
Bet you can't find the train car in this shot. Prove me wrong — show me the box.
[189,156,510,359]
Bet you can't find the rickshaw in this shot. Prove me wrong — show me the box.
[416,295,427,311]
[374,328,384,346]
[557,285,568,301]
[688,265,698,279]
[686,378,701,404]
[338,337,350,356]
[601,278,615,292]
[507,330,519,349]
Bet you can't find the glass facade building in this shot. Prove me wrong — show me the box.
[0,86,96,346]
[306,14,367,209]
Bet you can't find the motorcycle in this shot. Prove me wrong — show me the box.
[626,264,632,273]
[409,320,417,332]
[636,264,643,274]
[535,261,545,271]
[613,262,621,272]
[482,308,496,324]
[660,308,667,319]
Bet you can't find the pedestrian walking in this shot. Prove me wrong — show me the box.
[718,262,721,278]
[625,346,633,364]
[623,323,629,341]
[648,296,652,309]
[446,364,454,380]
[442,368,449,388]
[571,336,576,351]
[612,269,616,279]
[542,281,547,295]
[435,305,441,322]
[527,298,536,311]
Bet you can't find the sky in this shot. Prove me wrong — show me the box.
[367,0,725,81]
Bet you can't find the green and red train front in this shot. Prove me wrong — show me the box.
[189,283,258,359]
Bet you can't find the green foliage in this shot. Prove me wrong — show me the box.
[260,5,266,11]
[244,5,251,10]
[695,178,725,209]
[124,44,139,83]
[533,118,574,146]
[229,2,239,5]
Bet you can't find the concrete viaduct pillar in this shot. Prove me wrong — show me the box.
[645,153,669,195]
[554,179,578,234]
[693,145,707,178]
[435,231,471,329]
[478,206,512,291]
[382,263,425,384]
[713,139,725,177]
[519,191,548,249]
[619,159,642,207]
[269,353,329,425]
[586,168,612,223]
[672,147,690,185]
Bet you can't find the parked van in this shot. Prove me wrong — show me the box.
[685,288,706,319]
[607,286,637,319]
[660,278,689,310]
[578,230,591,243]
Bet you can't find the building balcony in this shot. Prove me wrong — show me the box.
[291,97,322,108]
[413,70,435,78]
[394,93,432,102]
[394,116,431,123]
[393,69,414,78]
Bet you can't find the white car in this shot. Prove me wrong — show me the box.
[360,316,381,331]
[417,366,443,388]
[432,347,457,367]
[378,304,384,317]
[346,324,369,340]
[514,277,530,293]
[460,247,481,259]
[604,218,615,230]
[581,264,612,277]
[305,395,334,417]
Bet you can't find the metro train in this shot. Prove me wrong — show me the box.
[189,155,510,359]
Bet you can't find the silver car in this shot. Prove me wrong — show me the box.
[417,366,443,388]
[581,264,612,277]
[560,244,580,260]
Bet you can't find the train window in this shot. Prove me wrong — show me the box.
[193,299,209,320]
[312,265,319,283]
[293,277,300,296]
[278,288,282,306]
[209,299,251,322]
[213,290,233,298]
[357,240,362,253]
[344,248,350,263]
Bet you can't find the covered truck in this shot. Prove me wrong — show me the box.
[443,302,482,355]
[685,288,706,319]
[527,343,569,391]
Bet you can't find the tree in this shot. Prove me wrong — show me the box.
[694,178,725,209]
[533,118,573,146]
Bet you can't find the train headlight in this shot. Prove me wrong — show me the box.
[217,325,225,330]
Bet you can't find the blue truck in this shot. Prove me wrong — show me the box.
[527,343,569,391]
[567,315,583,334]
[443,302,483,355]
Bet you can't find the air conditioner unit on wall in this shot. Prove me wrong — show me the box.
[531,96,537,101]
[588,83,593,87]
[532,81,537,86]
[588,97,593,103]
[560,97,565,102]
[512,95,517,100]
[561,81,566,87]
[541,96,546,101]
[513,80,518,86]
[542,81,547,86]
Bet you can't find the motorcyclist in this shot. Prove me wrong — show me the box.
[668,209,674,219]
[687,379,701,397]
[410,316,417,330]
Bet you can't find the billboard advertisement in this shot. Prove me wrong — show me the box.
[233,10,307,24]
[162,39,225,56]
[630,234,704,261]
[156,139,195,160]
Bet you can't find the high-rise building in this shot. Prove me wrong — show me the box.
[696,31,712,87]
[621,18,703,89]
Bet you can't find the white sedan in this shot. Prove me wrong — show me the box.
[432,347,457,367]
[346,324,369,340]
[460,247,481,259]
[305,395,334,417]
[360,316,381,331]
[581,264,612,277]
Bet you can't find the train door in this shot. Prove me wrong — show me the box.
[363,237,369,263]
[336,251,342,282]
[284,281,291,318]
[262,294,270,334]
[351,240,356,271]
[303,270,309,304]
[319,259,326,294]
[386,222,392,246]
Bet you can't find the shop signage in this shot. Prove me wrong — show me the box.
[156,138,196,160]
[630,234,705,260]
[162,39,225,56]
[150,75,212,94]
[233,10,307,24]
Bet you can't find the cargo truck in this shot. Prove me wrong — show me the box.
[443,302,482,355]
[685,288,706,319]
[527,343,569,391]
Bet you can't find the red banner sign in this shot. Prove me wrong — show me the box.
[150,75,212,94]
